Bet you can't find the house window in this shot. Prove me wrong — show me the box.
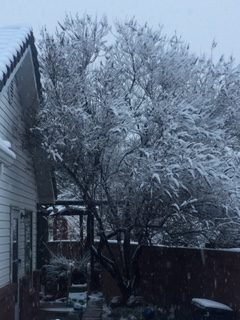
[24,211,33,274]
[12,211,19,284]
[10,206,20,302]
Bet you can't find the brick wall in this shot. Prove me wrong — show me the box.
[19,272,40,320]
[0,272,40,320]
[0,283,15,320]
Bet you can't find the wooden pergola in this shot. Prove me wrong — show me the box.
[37,200,96,281]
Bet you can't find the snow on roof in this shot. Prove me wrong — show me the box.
[0,26,31,81]
[192,298,233,311]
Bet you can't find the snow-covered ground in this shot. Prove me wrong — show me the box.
[192,298,233,311]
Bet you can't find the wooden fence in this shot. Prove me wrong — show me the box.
[47,241,240,314]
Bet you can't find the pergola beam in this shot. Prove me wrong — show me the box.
[39,199,109,206]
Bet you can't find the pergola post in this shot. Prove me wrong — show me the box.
[86,211,96,291]
[79,213,83,250]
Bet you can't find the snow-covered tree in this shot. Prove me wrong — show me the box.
[36,14,240,298]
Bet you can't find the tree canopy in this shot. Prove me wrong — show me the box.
[37,14,240,248]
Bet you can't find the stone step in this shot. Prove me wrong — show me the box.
[82,299,103,320]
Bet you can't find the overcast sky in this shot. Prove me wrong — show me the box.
[0,0,240,62]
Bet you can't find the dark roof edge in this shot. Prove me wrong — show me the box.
[29,31,42,101]
[0,30,42,100]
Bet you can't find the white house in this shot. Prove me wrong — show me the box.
[0,27,54,320]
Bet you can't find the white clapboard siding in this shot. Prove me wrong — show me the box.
[0,48,39,287]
